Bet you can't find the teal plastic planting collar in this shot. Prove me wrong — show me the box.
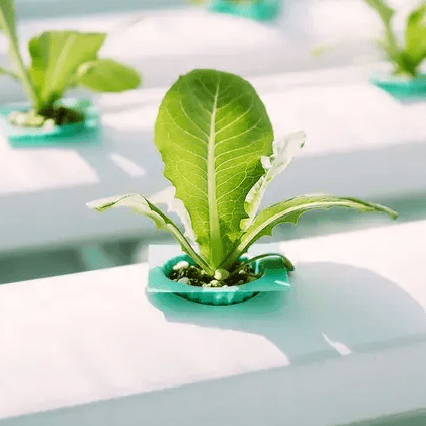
[147,253,290,306]
[0,98,99,145]
[209,0,281,21]
[370,74,426,100]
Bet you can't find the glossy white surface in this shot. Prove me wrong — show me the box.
[0,220,425,424]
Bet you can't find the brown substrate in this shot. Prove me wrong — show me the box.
[168,261,259,287]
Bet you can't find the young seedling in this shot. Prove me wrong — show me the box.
[364,0,426,77]
[0,0,141,127]
[88,69,397,286]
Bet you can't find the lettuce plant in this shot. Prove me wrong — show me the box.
[364,0,426,77]
[0,0,141,127]
[88,69,397,280]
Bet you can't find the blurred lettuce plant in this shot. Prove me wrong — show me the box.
[364,0,426,77]
[0,0,141,127]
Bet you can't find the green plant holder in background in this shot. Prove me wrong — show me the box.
[370,74,426,100]
[0,98,99,146]
[148,253,290,306]
[209,0,281,21]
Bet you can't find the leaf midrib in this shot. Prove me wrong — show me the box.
[45,33,77,97]
[208,79,222,266]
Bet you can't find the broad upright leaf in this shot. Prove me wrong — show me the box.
[76,59,141,92]
[87,194,212,273]
[405,2,426,70]
[0,0,16,40]
[221,195,398,269]
[154,69,273,269]
[242,131,305,230]
[28,31,106,106]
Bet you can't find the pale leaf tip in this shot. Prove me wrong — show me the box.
[86,200,98,209]
[374,202,398,220]
[284,131,306,150]
[86,199,105,211]
[86,195,125,212]
[389,209,399,220]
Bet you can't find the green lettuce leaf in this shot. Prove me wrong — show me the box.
[27,36,44,100]
[363,0,394,23]
[87,194,212,273]
[0,0,16,40]
[363,0,403,72]
[0,0,41,106]
[221,195,398,269]
[75,59,141,92]
[242,131,305,231]
[154,69,274,269]
[405,2,426,71]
